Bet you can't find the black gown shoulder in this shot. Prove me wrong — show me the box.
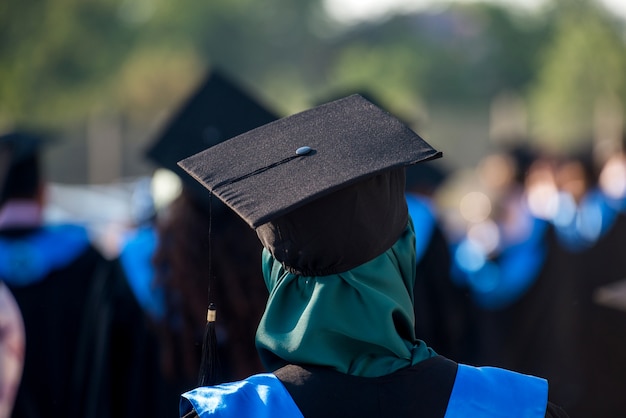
[274,356,569,418]
[6,231,159,418]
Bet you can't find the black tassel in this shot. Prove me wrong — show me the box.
[198,191,220,386]
[198,302,219,386]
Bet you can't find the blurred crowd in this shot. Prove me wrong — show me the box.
[433,139,626,417]
[0,69,625,418]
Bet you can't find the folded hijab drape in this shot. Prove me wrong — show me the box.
[256,219,437,377]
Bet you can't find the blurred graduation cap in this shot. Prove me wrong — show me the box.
[405,160,449,196]
[179,93,442,276]
[145,69,279,207]
[0,131,48,204]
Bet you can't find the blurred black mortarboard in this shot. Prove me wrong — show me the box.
[405,160,449,196]
[0,131,48,204]
[145,70,281,387]
[179,94,442,276]
[145,69,279,206]
[0,131,43,165]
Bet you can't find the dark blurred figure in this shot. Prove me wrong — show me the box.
[520,145,626,417]
[0,138,25,418]
[141,69,277,415]
[452,142,626,416]
[0,131,155,418]
[119,176,165,322]
[562,144,626,417]
[152,189,268,395]
[450,145,581,412]
[0,281,24,418]
[405,160,477,364]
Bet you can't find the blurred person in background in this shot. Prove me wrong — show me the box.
[405,160,477,364]
[449,141,626,417]
[448,144,551,312]
[449,145,585,412]
[519,145,626,416]
[0,141,25,418]
[563,141,626,417]
[0,281,24,418]
[151,188,268,405]
[138,69,278,415]
[119,176,166,323]
[0,131,156,418]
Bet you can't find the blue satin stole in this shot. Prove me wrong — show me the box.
[551,188,626,252]
[445,364,548,418]
[119,225,165,320]
[405,193,437,262]
[180,374,303,418]
[0,224,90,286]
[452,214,548,310]
[180,364,547,418]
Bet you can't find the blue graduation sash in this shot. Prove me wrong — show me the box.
[0,224,90,286]
[445,364,548,418]
[405,194,437,262]
[119,225,165,319]
[181,365,547,418]
[452,216,548,310]
[180,374,303,418]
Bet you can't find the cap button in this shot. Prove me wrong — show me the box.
[296,146,312,156]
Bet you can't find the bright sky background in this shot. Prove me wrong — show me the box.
[324,0,626,23]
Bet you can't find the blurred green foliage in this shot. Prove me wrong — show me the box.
[528,0,626,150]
[0,0,625,166]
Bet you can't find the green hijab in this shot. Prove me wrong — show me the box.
[255,219,437,377]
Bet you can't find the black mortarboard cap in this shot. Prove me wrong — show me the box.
[145,70,279,204]
[0,130,47,203]
[0,131,44,165]
[179,94,442,276]
[406,159,448,194]
[318,90,439,194]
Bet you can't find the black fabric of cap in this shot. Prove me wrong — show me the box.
[0,131,44,167]
[179,94,441,228]
[405,160,448,194]
[0,131,48,204]
[256,168,410,275]
[179,94,442,275]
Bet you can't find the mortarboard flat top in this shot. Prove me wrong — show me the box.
[145,70,279,195]
[178,94,442,229]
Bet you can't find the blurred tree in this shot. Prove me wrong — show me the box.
[126,0,332,114]
[317,3,553,167]
[0,0,555,129]
[1,0,625,175]
[0,0,139,128]
[325,3,550,102]
[527,0,626,151]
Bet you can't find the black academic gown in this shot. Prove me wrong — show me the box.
[470,225,584,413]
[469,209,626,417]
[575,212,626,417]
[413,223,477,363]
[407,194,477,364]
[2,226,159,418]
